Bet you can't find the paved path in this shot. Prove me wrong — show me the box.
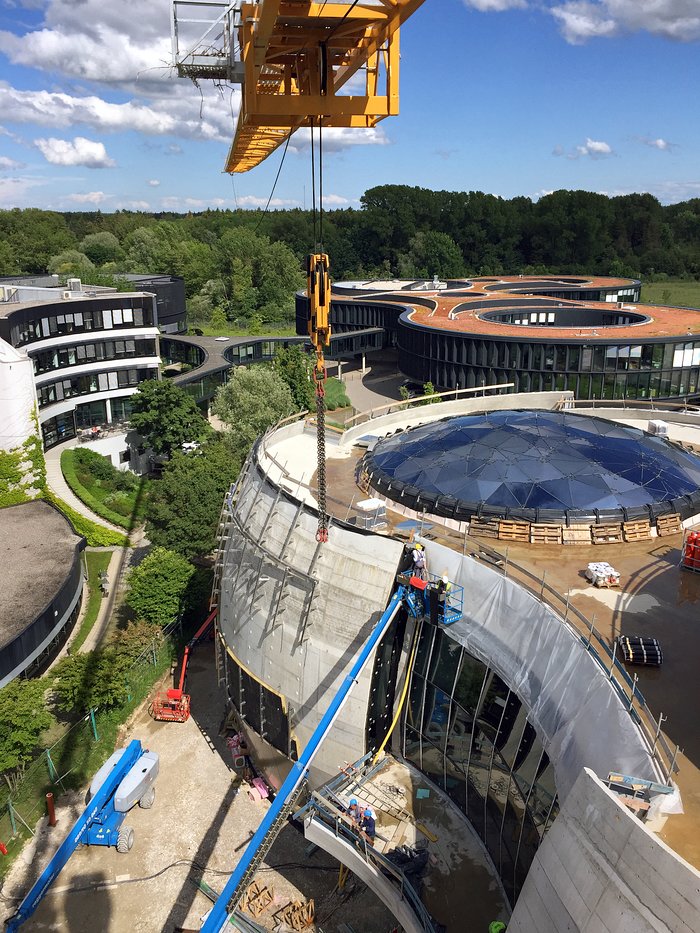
[44,441,129,534]
[341,361,404,413]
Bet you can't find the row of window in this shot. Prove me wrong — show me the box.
[37,367,157,408]
[400,330,700,375]
[403,625,558,906]
[10,303,154,347]
[31,338,158,375]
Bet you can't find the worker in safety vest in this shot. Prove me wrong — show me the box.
[437,573,452,619]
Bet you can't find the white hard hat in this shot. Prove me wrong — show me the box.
[442,574,449,584]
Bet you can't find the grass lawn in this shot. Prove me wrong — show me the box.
[640,279,700,309]
[71,551,112,652]
[193,322,297,338]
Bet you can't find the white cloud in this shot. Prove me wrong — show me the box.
[287,126,389,155]
[0,156,26,170]
[551,1,700,44]
[147,179,160,186]
[553,137,614,159]
[322,194,354,206]
[34,136,116,168]
[65,191,110,204]
[0,175,48,207]
[462,0,527,10]
[638,135,676,152]
[115,199,151,210]
[236,195,301,209]
[0,84,231,143]
[160,196,232,210]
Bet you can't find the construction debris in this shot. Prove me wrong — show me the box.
[241,880,274,918]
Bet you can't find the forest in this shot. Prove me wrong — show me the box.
[1,186,700,328]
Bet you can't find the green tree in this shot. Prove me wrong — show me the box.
[126,547,195,627]
[47,249,95,278]
[0,679,53,790]
[129,379,211,457]
[145,440,242,559]
[274,344,313,410]
[79,231,122,266]
[213,364,295,453]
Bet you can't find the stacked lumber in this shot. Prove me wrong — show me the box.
[497,520,530,542]
[529,523,563,545]
[622,519,652,542]
[591,522,624,544]
[241,881,274,918]
[657,513,682,537]
[562,525,592,546]
[469,518,499,539]
[274,899,315,931]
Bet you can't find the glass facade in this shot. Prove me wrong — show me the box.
[30,337,157,375]
[10,300,154,347]
[403,623,558,905]
[397,327,700,401]
[37,367,157,409]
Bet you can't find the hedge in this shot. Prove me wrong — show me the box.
[60,449,133,530]
[44,491,129,547]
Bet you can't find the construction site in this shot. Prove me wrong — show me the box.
[3,3,700,932]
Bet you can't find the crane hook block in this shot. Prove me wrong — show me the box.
[306,253,331,368]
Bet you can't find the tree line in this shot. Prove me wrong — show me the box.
[2,187,700,329]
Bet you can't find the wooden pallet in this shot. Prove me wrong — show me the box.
[241,881,274,918]
[591,523,624,544]
[529,523,563,545]
[657,513,682,537]
[469,518,499,539]
[498,520,530,543]
[274,899,315,931]
[622,519,652,542]
[562,525,592,546]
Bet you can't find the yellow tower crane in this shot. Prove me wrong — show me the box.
[171,0,426,539]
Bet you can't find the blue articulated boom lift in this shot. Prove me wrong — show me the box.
[200,582,415,933]
[6,739,158,932]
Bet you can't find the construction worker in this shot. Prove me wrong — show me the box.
[412,543,427,580]
[360,808,376,845]
[347,798,362,826]
[437,573,452,621]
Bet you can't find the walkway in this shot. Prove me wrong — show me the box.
[44,441,128,534]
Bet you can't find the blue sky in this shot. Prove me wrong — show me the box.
[0,1,698,212]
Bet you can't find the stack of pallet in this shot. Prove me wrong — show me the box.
[657,513,682,537]
[617,635,663,667]
[562,525,592,546]
[622,519,652,542]
[591,522,624,544]
[497,520,529,542]
[529,523,563,545]
[468,517,499,539]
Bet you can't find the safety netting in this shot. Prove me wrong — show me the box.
[363,410,700,523]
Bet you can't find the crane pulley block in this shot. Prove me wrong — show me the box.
[306,252,331,373]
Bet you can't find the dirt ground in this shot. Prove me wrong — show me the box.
[1,646,397,933]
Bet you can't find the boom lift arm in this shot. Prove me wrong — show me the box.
[200,584,408,933]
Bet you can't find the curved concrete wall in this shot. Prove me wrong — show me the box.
[218,455,404,782]
[509,768,700,932]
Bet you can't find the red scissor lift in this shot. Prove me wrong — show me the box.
[149,609,216,723]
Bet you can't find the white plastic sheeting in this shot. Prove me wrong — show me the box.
[0,339,37,451]
[424,540,660,801]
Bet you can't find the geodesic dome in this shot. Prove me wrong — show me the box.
[363,410,700,524]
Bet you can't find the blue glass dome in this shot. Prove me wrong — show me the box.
[364,410,700,523]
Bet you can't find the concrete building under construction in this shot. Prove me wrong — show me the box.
[214,388,700,932]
